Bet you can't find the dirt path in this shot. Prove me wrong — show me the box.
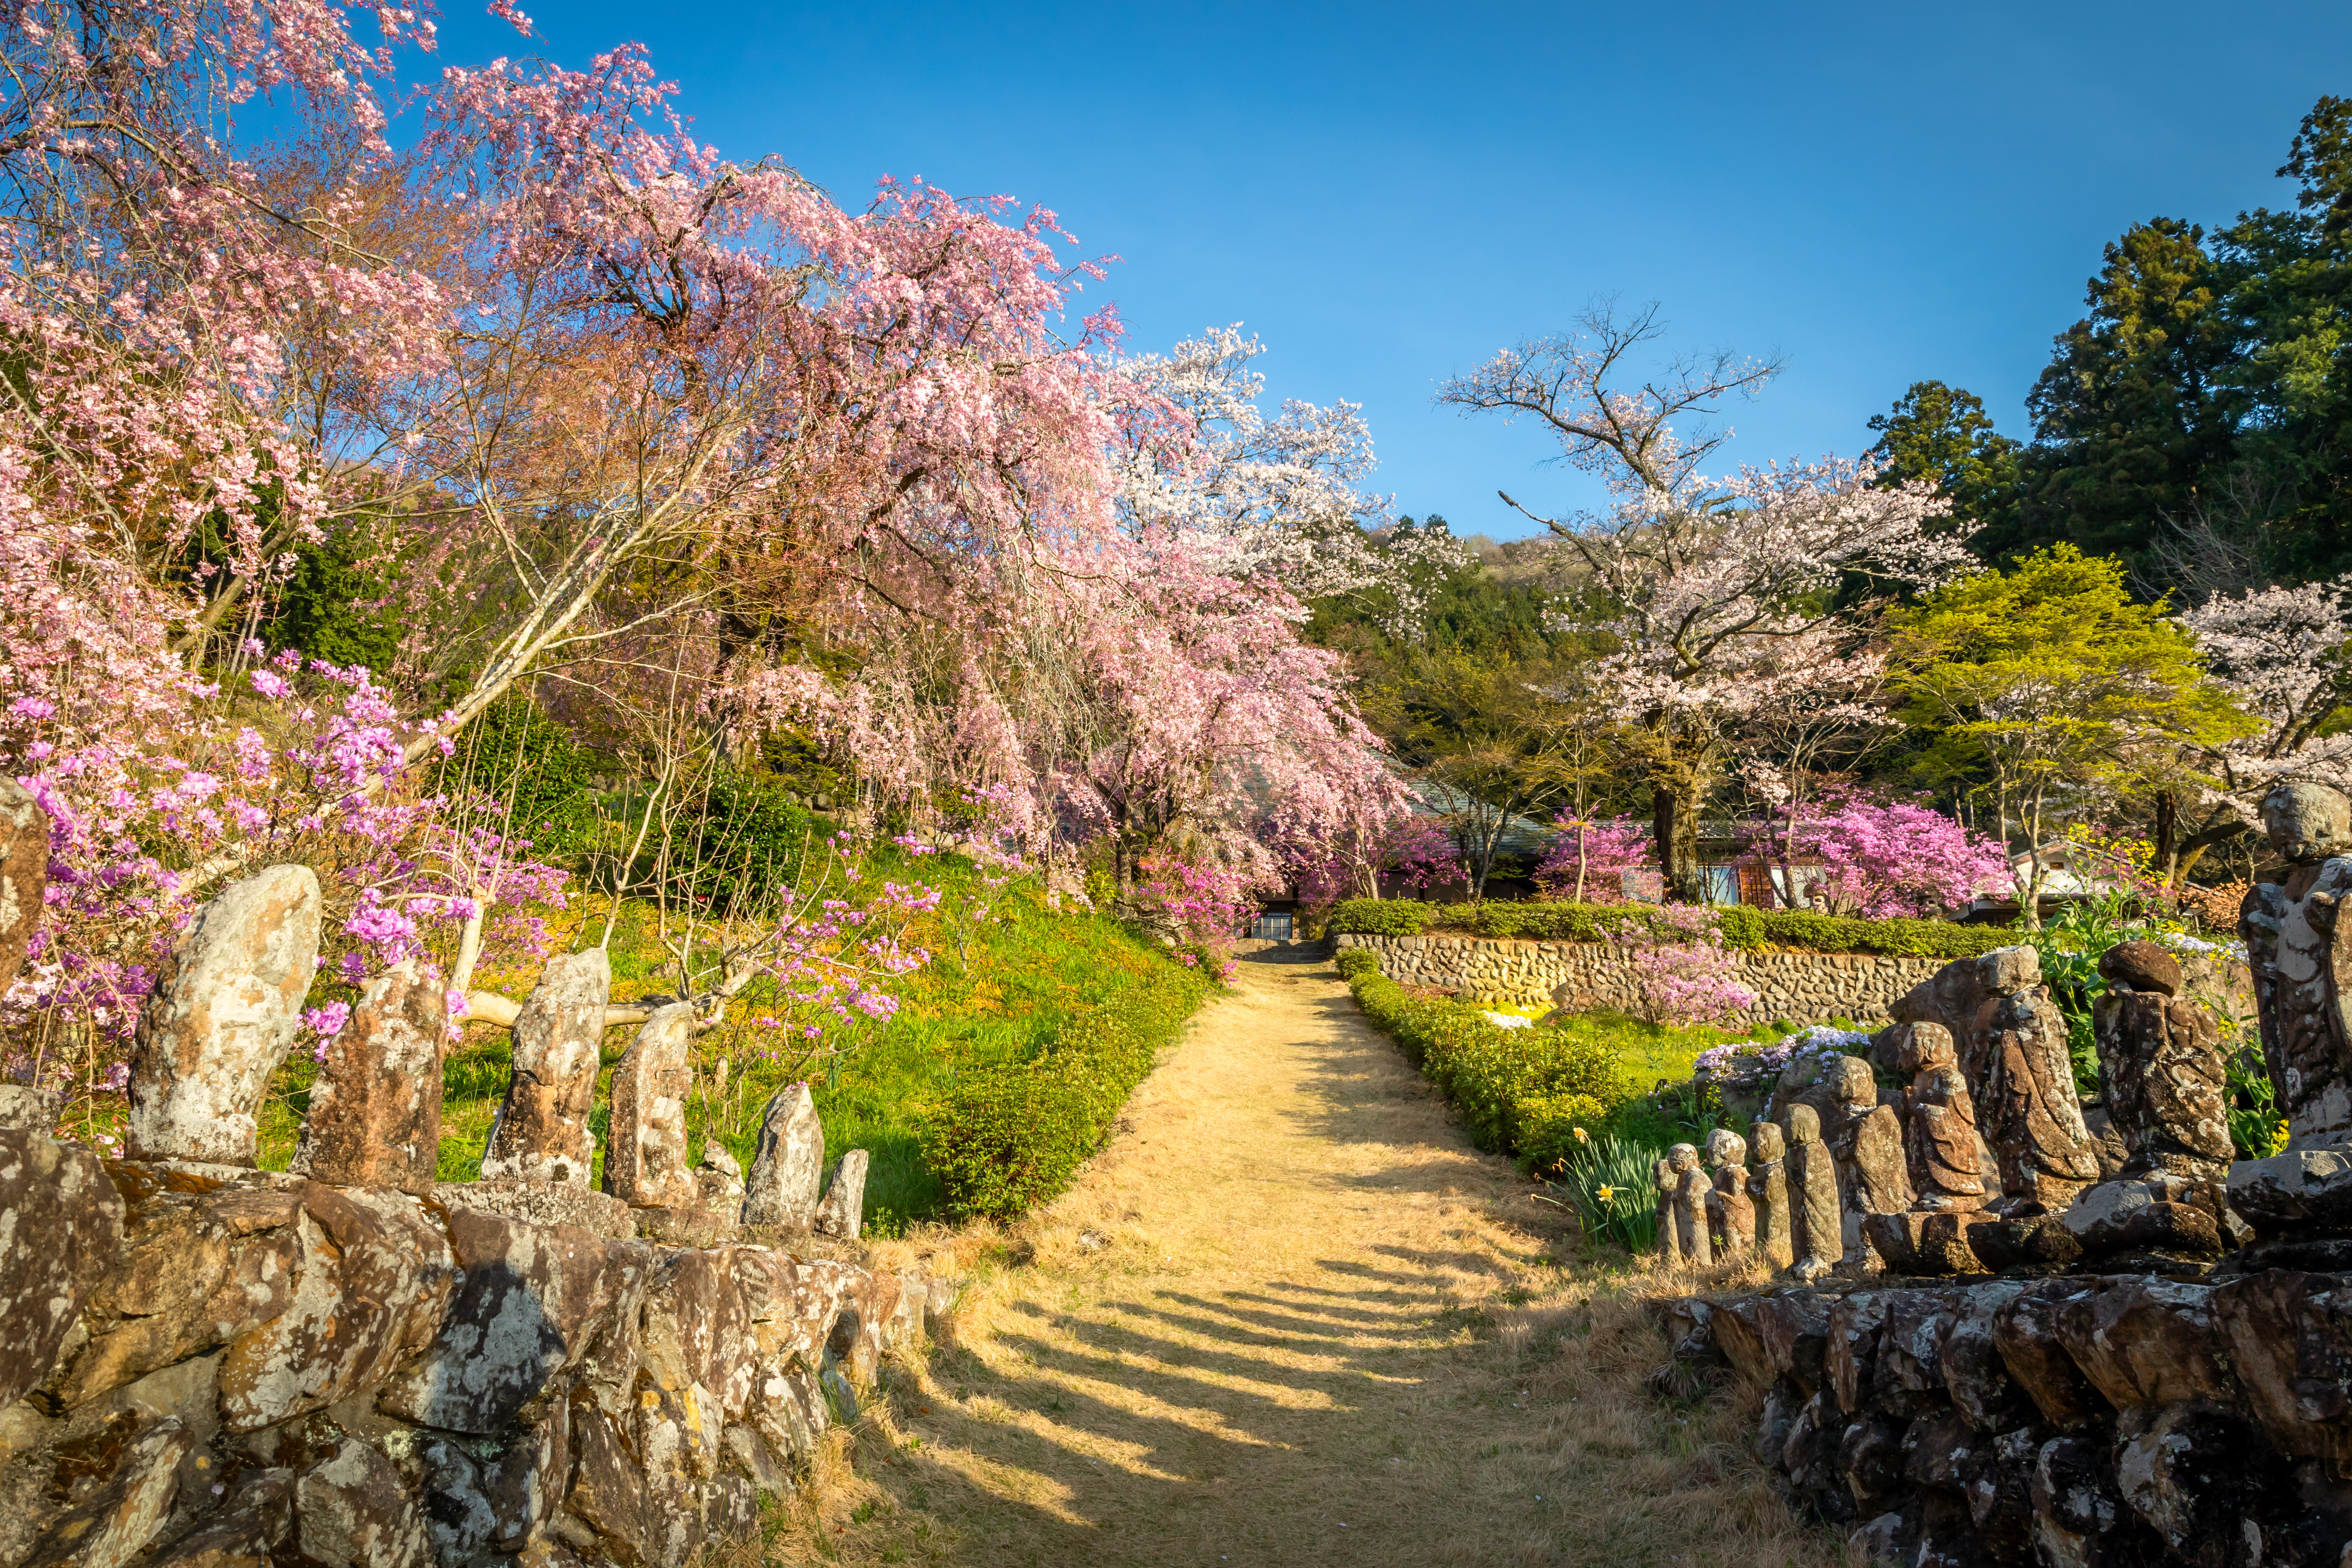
[790,953,1841,1568]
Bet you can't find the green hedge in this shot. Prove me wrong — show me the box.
[917,962,1208,1221]
[1342,962,1632,1175]
[1326,898,2014,960]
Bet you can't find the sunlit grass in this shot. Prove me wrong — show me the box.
[256,851,1199,1232]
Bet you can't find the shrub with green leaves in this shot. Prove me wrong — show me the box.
[1551,1132,1669,1254]
[1328,898,2013,960]
[918,963,1207,1220]
[1343,967,1630,1165]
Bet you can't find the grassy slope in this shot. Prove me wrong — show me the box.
[256,853,1202,1232]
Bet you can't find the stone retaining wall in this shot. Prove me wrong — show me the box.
[0,1130,941,1568]
[1331,931,1949,1027]
[1664,1272,2352,1565]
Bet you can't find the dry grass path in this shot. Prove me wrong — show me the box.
[782,952,1843,1568]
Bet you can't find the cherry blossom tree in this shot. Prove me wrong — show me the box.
[1442,303,1972,899]
[1749,799,2011,918]
[1117,325,1467,634]
[2172,577,2352,880]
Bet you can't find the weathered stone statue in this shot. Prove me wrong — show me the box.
[288,958,444,1193]
[1861,1022,1988,1275]
[2231,781,2352,1235]
[127,864,324,1166]
[1668,1143,1713,1266]
[1819,1056,1910,1263]
[1781,1104,1844,1279]
[1890,945,2103,1214]
[698,1140,747,1211]
[1748,1120,1795,1270]
[480,947,611,1185]
[744,1082,826,1228]
[2093,941,2233,1179]
[1704,1128,1755,1257]
[1901,1023,1988,1208]
[604,1003,701,1210]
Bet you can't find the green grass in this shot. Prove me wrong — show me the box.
[256,851,1207,1232]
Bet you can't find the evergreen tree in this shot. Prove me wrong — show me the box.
[1867,380,2023,544]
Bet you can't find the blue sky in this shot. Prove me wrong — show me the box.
[437,1,2352,538]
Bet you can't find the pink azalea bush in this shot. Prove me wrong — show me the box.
[1752,799,2009,918]
[1534,815,1654,903]
[1609,905,1758,1027]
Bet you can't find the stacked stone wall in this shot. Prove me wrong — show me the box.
[1331,930,1949,1027]
[1663,1271,2352,1565]
[0,821,948,1568]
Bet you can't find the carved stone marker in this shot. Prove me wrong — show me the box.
[813,1149,870,1240]
[2092,941,2232,1180]
[1748,1120,1794,1271]
[1781,1103,1843,1279]
[289,959,446,1193]
[743,1083,825,1227]
[479,948,611,1186]
[604,1003,700,1210]
[0,777,49,1000]
[127,863,323,1165]
[2233,782,2352,1235]
[1705,1128,1755,1257]
[1667,1143,1713,1266]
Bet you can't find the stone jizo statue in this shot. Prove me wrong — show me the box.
[1704,1128,1755,1257]
[1747,1119,1794,1271]
[1667,1143,1713,1266]
[1780,1103,1843,1280]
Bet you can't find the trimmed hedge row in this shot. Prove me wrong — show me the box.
[1336,949,1630,1175]
[916,962,1208,1221]
[1327,898,2015,960]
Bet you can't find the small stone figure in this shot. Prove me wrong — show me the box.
[289,958,445,1193]
[1748,1120,1794,1270]
[127,863,324,1166]
[1862,1022,1990,1275]
[1667,1143,1713,1266]
[480,947,611,1186]
[1822,1056,1910,1262]
[1652,1156,1679,1260]
[1901,1023,1989,1209]
[604,1003,700,1210]
[2092,941,2233,1180]
[2232,781,2352,1234]
[0,778,49,1000]
[743,1082,826,1227]
[1704,1128,1755,1257]
[1781,1104,1843,1279]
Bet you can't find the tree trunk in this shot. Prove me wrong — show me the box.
[1651,769,1703,904]
[2153,791,2180,887]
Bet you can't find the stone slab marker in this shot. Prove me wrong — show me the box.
[743,1083,825,1226]
[604,1003,700,1210]
[127,863,323,1165]
[1748,1120,1794,1270]
[290,959,445,1193]
[813,1148,870,1240]
[480,947,611,1185]
[0,777,49,1000]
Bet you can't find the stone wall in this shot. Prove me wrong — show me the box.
[1330,930,1950,1027]
[0,828,948,1568]
[1662,1271,2352,1566]
[0,1129,945,1568]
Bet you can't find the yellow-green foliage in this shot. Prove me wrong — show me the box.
[1341,960,1629,1174]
